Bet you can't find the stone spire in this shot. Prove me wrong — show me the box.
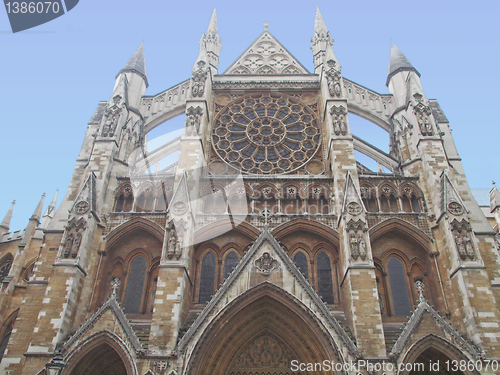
[0,200,15,234]
[201,8,221,71]
[117,42,148,88]
[30,193,46,223]
[311,6,334,72]
[386,41,420,86]
[40,190,58,228]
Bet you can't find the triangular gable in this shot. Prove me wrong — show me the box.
[62,292,143,355]
[178,227,358,357]
[70,172,97,218]
[168,170,192,217]
[439,172,469,221]
[223,29,310,75]
[389,282,482,361]
[341,171,366,217]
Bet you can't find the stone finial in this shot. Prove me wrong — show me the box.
[386,41,420,86]
[415,280,426,303]
[118,43,148,88]
[111,277,121,298]
[263,21,269,31]
[0,200,15,231]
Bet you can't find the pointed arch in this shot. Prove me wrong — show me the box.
[184,281,345,375]
[63,330,138,375]
[273,218,340,247]
[106,217,164,250]
[400,333,479,375]
[369,217,432,251]
[194,220,259,244]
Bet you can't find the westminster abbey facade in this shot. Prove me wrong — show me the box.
[1,7,500,375]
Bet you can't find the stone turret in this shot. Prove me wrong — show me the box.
[0,200,15,236]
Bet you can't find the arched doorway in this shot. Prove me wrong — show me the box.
[186,282,343,375]
[64,331,137,375]
[402,334,479,375]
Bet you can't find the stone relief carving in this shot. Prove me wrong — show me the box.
[191,61,208,98]
[228,33,307,75]
[346,202,362,216]
[102,95,123,137]
[231,334,291,370]
[166,226,182,261]
[152,361,169,374]
[413,102,433,136]
[330,105,347,136]
[447,201,464,216]
[451,220,476,261]
[185,106,203,136]
[254,252,278,275]
[348,221,367,261]
[325,59,342,97]
[62,217,86,259]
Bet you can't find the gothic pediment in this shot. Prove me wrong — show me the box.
[70,172,97,217]
[178,227,358,359]
[439,172,469,221]
[388,282,483,361]
[61,285,143,356]
[223,28,309,75]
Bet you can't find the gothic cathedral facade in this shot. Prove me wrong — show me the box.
[1,8,500,375]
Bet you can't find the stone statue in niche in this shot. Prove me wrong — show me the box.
[71,233,82,258]
[350,234,359,260]
[452,220,475,261]
[185,106,203,136]
[454,233,467,260]
[63,234,74,258]
[414,104,433,136]
[330,105,347,136]
[358,236,367,260]
[101,95,123,137]
[191,61,208,98]
[166,230,177,260]
[348,220,367,261]
[463,234,475,260]
[254,252,278,275]
[325,60,342,97]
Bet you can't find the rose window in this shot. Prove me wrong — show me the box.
[212,94,321,174]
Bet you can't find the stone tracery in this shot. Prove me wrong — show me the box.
[212,93,322,174]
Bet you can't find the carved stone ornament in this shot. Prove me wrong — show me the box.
[254,252,278,275]
[74,200,90,214]
[413,102,433,136]
[346,202,362,216]
[330,105,347,136]
[166,230,182,261]
[325,60,342,97]
[172,201,187,215]
[191,61,208,98]
[185,106,203,136]
[62,217,86,259]
[447,201,464,216]
[451,220,475,261]
[348,220,366,261]
[101,95,123,137]
[152,360,169,374]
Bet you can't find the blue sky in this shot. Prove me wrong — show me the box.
[0,0,498,231]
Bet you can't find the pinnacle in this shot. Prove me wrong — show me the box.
[31,193,46,223]
[40,189,58,228]
[207,7,219,35]
[386,41,420,86]
[0,200,15,230]
[118,42,148,88]
[314,5,328,36]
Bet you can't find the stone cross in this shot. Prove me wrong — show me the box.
[415,280,425,303]
[111,277,121,298]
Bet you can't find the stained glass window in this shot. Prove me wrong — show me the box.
[199,252,216,304]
